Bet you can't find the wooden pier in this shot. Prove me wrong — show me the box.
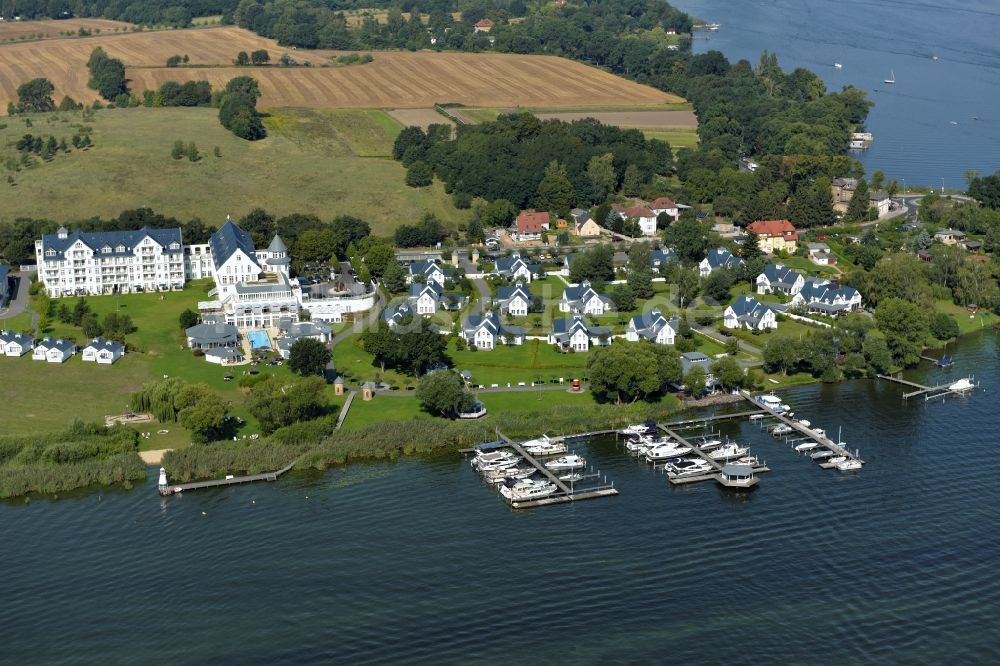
[158,461,297,496]
[661,409,768,429]
[657,425,771,486]
[877,374,965,399]
[464,432,619,509]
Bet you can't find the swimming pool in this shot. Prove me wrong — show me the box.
[247,330,270,350]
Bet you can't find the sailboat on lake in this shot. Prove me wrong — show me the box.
[884,69,895,84]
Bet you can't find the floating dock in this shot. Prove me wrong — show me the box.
[877,374,975,400]
[656,425,771,486]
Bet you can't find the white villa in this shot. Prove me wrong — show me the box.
[724,296,777,331]
[495,283,532,317]
[409,282,443,315]
[549,315,611,352]
[756,263,805,296]
[560,280,614,315]
[407,260,448,287]
[81,337,125,364]
[275,319,333,359]
[626,310,678,345]
[790,278,863,316]
[33,337,76,363]
[0,330,33,356]
[35,226,197,297]
[461,311,525,350]
[699,248,744,277]
[495,254,535,283]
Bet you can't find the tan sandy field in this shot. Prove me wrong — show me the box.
[0,17,133,41]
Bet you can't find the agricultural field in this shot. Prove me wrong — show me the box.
[534,110,697,128]
[0,18,134,43]
[0,106,465,231]
[0,25,683,112]
[386,108,454,130]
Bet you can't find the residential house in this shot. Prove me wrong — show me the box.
[382,302,415,330]
[462,310,524,350]
[495,253,534,282]
[747,219,798,254]
[680,351,716,388]
[186,322,239,350]
[33,337,76,363]
[559,280,615,315]
[869,190,891,217]
[275,319,332,359]
[961,239,983,252]
[409,282,443,315]
[0,330,33,356]
[806,242,837,266]
[934,229,967,246]
[650,247,679,270]
[549,314,611,352]
[723,296,777,331]
[625,309,678,345]
[81,337,125,365]
[514,210,550,242]
[612,203,658,237]
[699,248,744,277]
[571,208,602,238]
[831,177,858,214]
[495,283,532,317]
[650,196,679,221]
[473,18,494,33]
[756,263,805,296]
[790,278,863,316]
[407,259,447,287]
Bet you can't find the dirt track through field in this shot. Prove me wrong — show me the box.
[535,110,698,128]
[0,27,683,112]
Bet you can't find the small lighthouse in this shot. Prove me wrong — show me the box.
[158,467,168,490]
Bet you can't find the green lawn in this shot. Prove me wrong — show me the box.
[340,395,432,430]
[451,338,589,386]
[642,128,699,151]
[0,107,465,235]
[934,299,994,335]
[460,102,693,123]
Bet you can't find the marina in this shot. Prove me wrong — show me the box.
[877,374,978,400]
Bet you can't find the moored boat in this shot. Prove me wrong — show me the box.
[795,441,819,452]
[545,454,586,471]
[837,459,863,471]
[500,477,558,501]
[482,466,535,483]
[709,443,749,461]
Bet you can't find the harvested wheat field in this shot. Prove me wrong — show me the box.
[0,18,133,42]
[127,51,681,109]
[386,108,455,129]
[535,110,698,128]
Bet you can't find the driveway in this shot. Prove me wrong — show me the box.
[0,271,33,325]
[459,253,491,314]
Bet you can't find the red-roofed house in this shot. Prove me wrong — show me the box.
[514,209,550,241]
[474,18,495,33]
[747,219,798,254]
[612,204,657,236]
[650,197,679,221]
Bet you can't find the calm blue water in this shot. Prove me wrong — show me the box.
[3,331,999,663]
[682,0,1000,189]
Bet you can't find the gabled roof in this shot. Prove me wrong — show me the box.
[516,210,549,233]
[409,281,443,299]
[703,247,744,270]
[759,263,802,288]
[382,302,413,324]
[496,283,531,303]
[495,254,530,276]
[934,228,966,238]
[463,310,524,337]
[727,295,772,324]
[475,18,494,27]
[551,314,609,338]
[613,203,655,219]
[0,330,32,346]
[37,337,75,353]
[798,278,859,306]
[629,309,678,341]
[651,196,677,210]
[570,208,592,224]
[210,217,258,270]
[748,219,797,239]
[408,259,442,276]
[651,247,678,266]
[562,280,610,306]
[83,337,124,354]
[40,227,182,261]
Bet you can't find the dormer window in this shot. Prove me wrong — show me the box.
[116,245,126,253]
[102,246,111,254]
[169,242,180,250]
[46,249,56,257]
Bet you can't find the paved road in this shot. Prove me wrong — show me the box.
[0,271,31,321]
[691,323,762,358]
[459,254,491,314]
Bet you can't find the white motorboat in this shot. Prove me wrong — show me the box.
[834,62,843,69]
[795,441,819,452]
[620,423,653,436]
[756,394,786,414]
[811,450,835,461]
[837,459,863,471]
[500,478,558,501]
[482,466,535,483]
[828,456,847,464]
[709,443,749,461]
[949,378,975,392]
[798,419,811,427]
[735,455,760,466]
[523,437,567,456]
[644,444,692,462]
[813,428,826,437]
[770,424,793,436]
[749,413,767,421]
[558,472,583,483]
[471,450,520,471]
[545,455,586,471]
[696,437,723,450]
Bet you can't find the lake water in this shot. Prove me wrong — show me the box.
[4,330,1000,664]
[682,0,1000,189]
